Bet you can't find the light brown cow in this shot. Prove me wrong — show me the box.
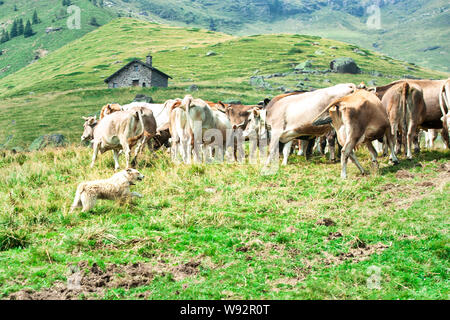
[265,84,356,166]
[100,103,122,120]
[381,82,426,159]
[180,95,233,163]
[314,90,399,179]
[374,79,449,148]
[81,110,154,170]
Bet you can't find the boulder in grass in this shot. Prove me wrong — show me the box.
[29,134,67,151]
[330,57,361,74]
[294,60,313,71]
[186,84,199,92]
[133,94,153,103]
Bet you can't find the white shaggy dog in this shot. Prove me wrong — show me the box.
[70,169,145,213]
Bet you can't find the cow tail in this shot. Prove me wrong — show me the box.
[127,110,145,146]
[440,81,450,117]
[312,99,341,126]
[401,83,409,141]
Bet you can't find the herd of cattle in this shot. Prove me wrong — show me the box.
[81,78,450,179]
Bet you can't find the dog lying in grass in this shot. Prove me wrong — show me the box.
[70,168,144,213]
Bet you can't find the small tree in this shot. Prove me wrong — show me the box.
[17,19,24,36]
[13,5,17,11]
[89,17,100,27]
[0,30,9,43]
[24,20,34,38]
[32,10,40,24]
[10,20,18,38]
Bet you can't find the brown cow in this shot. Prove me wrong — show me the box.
[381,82,426,159]
[314,90,399,179]
[81,110,154,170]
[265,84,355,166]
[374,79,449,148]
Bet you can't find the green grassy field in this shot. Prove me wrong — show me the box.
[0,146,448,299]
[0,17,448,300]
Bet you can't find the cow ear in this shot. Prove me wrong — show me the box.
[82,116,88,120]
[252,108,260,116]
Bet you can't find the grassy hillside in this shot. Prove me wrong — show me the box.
[0,146,449,299]
[105,0,450,72]
[0,18,448,149]
[0,0,116,78]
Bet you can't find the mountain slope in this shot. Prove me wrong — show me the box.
[107,0,450,72]
[0,0,116,78]
[0,18,447,148]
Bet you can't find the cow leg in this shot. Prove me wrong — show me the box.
[132,137,146,167]
[385,130,399,164]
[319,136,327,155]
[366,141,379,172]
[90,142,100,168]
[406,123,417,160]
[327,133,336,162]
[265,131,281,167]
[349,151,366,175]
[413,130,421,154]
[340,139,356,179]
[298,140,307,157]
[305,138,315,160]
[282,140,293,166]
[113,150,120,171]
[442,124,450,149]
[120,140,132,168]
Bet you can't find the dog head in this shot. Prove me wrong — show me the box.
[123,168,145,186]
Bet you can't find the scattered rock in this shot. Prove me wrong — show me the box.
[133,94,153,103]
[330,57,361,74]
[368,79,377,86]
[205,51,217,56]
[45,27,62,34]
[353,48,367,56]
[316,218,336,227]
[250,76,272,90]
[294,60,313,71]
[186,84,199,92]
[328,232,343,240]
[29,134,66,151]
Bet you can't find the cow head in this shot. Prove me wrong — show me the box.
[81,116,98,142]
[100,103,121,119]
[258,98,271,108]
[243,108,267,139]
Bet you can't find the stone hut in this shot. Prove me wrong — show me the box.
[104,54,172,88]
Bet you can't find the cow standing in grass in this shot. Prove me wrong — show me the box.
[264,84,356,166]
[314,90,399,179]
[81,109,155,170]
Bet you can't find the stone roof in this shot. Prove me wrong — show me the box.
[104,59,173,83]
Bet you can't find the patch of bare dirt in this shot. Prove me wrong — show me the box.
[316,218,336,227]
[395,170,415,179]
[321,242,390,266]
[327,232,343,240]
[9,259,202,300]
